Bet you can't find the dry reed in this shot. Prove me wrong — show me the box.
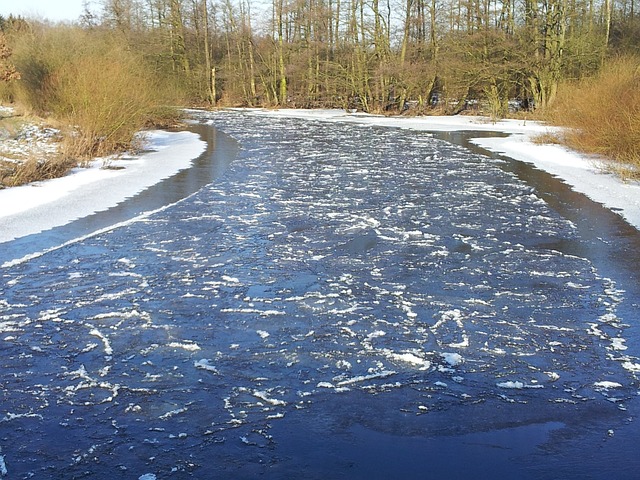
[549,55,640,178]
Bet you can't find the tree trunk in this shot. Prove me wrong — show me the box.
[276,0,288,105]
[202,0,215,105]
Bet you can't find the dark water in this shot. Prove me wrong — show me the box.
[0,110,639,479]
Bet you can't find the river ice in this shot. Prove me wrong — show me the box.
[0,110,639,478]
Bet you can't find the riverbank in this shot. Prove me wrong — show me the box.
[1,108,639,244]
[0,128,206,243]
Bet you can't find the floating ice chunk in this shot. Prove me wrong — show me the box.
[402,306,418,319]
[432,309,463,330]
[441,352,463,366]
[194,359,218,373]
[159,407,188,420]
[336,360,352,370]
[464,298,491,306]
[222,275,240,283]
[0,451,6,477]
[317,382,335,389]
[434,381,448,388]
[586,323,606,339]
[449,336,469,348]
[533,324,574,332]
[220,308,284,316]
[367,330,386,339]
[1,412,44,422]
[388,352,431,370]
[594,381,623,390]
[125,404,142,413]
[267,412,286,420]
[167,341,201,351]
[257,330,270,339]
[497,381,524,389]
[599,313,621,325]
[566,282,590,289]
[91,309,146,321]
[622,361,640,373]
[497,380,544,389]
[336,370,396,386]
[545,372,560,381]
[89,329,113,355]
[253,390,287,406]
[610,338,627,351]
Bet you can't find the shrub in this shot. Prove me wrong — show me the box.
[549,55,640,178]
[10,26,169,160]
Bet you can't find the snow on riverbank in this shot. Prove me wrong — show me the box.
[1,108,639,246]
[244,108,640,231]
[0,130,206,243]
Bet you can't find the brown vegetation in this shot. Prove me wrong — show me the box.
[9,27,179,161]
[0,32,19,82]
[549,56,640,179]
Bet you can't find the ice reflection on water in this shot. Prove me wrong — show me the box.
[0,110,638,479]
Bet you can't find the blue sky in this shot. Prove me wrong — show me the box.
[0,0,89,23]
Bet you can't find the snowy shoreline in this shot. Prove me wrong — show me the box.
[1,108,638,247]
[0,130,206,243]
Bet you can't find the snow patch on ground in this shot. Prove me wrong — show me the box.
[0,130,206,243]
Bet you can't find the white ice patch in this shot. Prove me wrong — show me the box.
[622,361,640,373]
[610,338,628,351]
[220,308,284,316]
[545,372,560,381]
[317,382,335,389]
[89,329,113,355]
[167,341,201,352]
[336,370,396,387]
[387,352,431,370]
[159,407,189,420]
[593,381,623,390]
[441,352,463,367]
[221,275,241,284]
[497,381,524,389]
[253,390,287,406]
[194,359,218,373]
[497,381,544,389]
[1,412,44,422]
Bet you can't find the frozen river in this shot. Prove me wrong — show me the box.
[1,110,639,479]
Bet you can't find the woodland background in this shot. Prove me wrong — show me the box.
[0,0,639,181]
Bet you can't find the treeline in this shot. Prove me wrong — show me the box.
[0,0,639,179]
[92,0,639,115]
[3,0,639,115]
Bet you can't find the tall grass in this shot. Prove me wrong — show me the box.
[549,55,640,178]
[9,27,181,162]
